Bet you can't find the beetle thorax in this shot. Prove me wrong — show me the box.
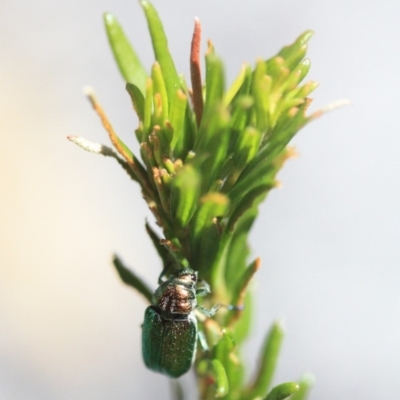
[156,283,196,314]
[153,271,198,316]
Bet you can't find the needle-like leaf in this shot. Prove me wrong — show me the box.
[245,321,284,399]
[263,382,300,400]
[112,255,153,303]
[103,13,148,94]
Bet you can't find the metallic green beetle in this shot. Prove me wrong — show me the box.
[142,268,215,378]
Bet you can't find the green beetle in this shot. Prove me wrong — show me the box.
[142,268,215,378]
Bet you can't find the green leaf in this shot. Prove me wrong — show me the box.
[293,80,319,100]
[144,222,179,275]
[169,89,188,149]
[224,64,249,107]
[152,167,171,212]
[151,62,169,122]
[227,154,280,210]
[233,65,253,99]
[228,258,259,315]
[269,66,290,98]
[265,56,285,82]
[214,329,244,396]
[230,94,253,129]
[210,359,229,398]
[148,134,162,165]
[150,123,170,160]
[192,193,230,239]
[227,66,253,145]
[171,76,198,160]
[223,210,255,292]
[231,290,253,344]
[228,95,254,158]
[234,126,263,168]
[176,105,196,160]
[140,141,155,173]
[267,99,312,159]
[246,321,284,399]
[214,329,235,361]
[194,104,230,192]
[170,165,201,227]
[126,83,145,122]
[284,58,311,92]
[143,78,154,138]
[140,1,180,105]
[228,184,271,231]
[190,193,230,275]
[103,13,148,94]
[224,126,263,191]
[290,375,315,400]
[278,30,313,71]
[201,52,225,128]
[112,255,153,303]
[251,60,270,132]
[264,382,300,400]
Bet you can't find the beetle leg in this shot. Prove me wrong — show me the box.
[196,303,244,319]
[225,304,245,311]
[197,329,210,352]
[195,279,211,297]
[196,303,221,317]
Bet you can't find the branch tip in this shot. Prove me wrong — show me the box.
[311,98,351,119]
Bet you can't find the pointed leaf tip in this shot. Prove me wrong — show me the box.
[103,12,147,93]
[246,320,285,398]
[290,374,315,400]
[112,255,153,303]
[140,0,180,104]
[264,382,300,400]
[211,359,229,398]
[103,12,113,23]
[299,30,314,45]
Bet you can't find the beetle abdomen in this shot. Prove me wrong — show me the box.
[142,306,197,378]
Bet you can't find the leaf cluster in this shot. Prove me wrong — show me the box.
[102,3,317,293]
[70,1,321,399]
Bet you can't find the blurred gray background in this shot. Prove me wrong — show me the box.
[1,0,399,399]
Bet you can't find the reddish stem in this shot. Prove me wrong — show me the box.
[190,18,204,127]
